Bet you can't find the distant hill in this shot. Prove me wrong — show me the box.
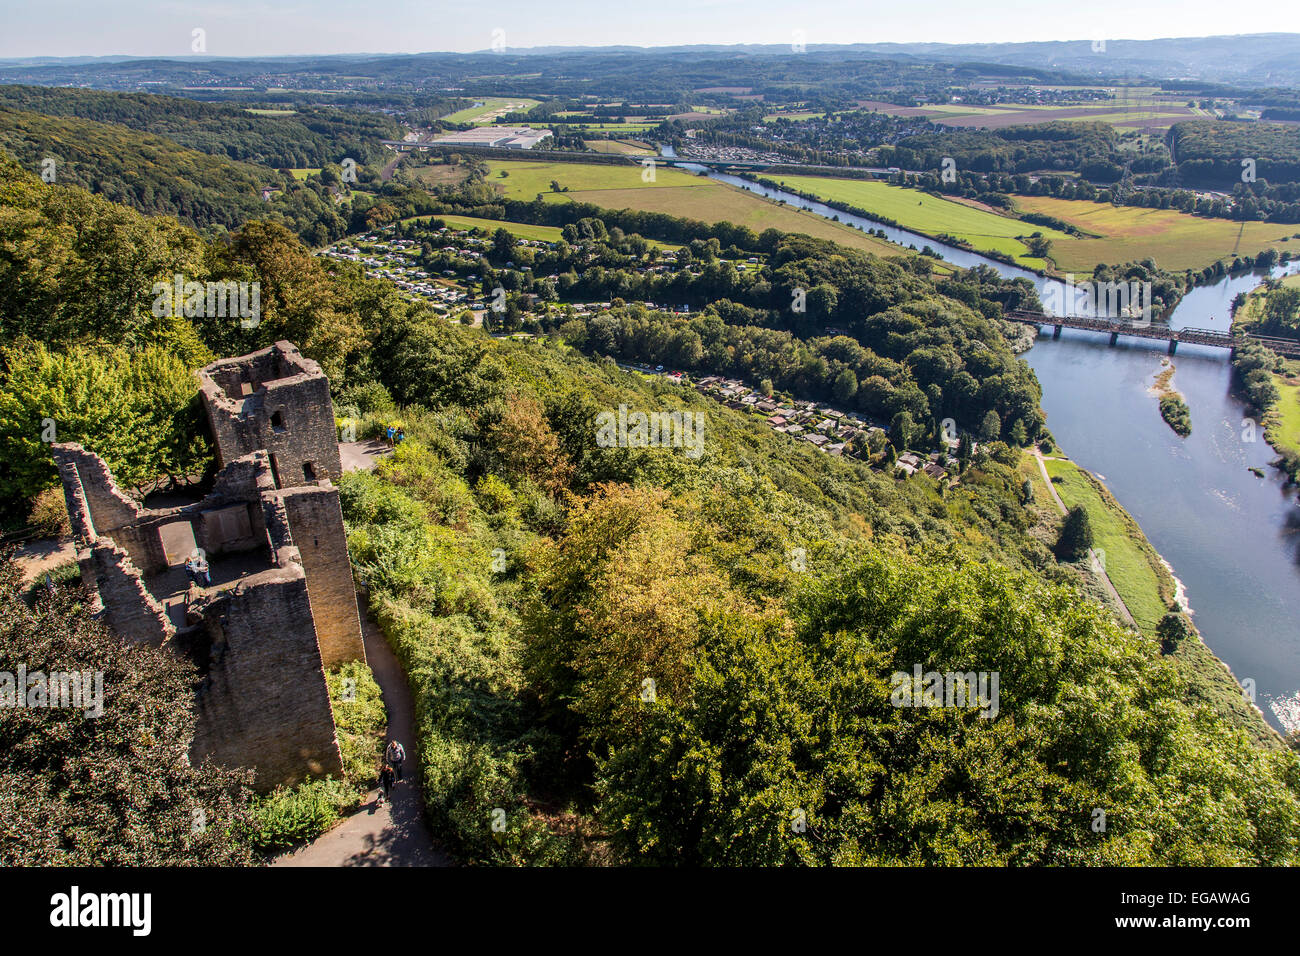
[0,106,348,241]
[2,34,1300,87]
[0,85,400,168]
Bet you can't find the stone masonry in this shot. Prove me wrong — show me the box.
[50,341,366,791]
[198,341,344,484]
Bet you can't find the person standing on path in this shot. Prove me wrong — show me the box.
[385,740,406,782]
[377,763,394,806]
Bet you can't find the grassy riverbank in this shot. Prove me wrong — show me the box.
[1030,455,1281,749]
[1230,275,1300,462]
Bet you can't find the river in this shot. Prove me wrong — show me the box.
[673,151,1300,731]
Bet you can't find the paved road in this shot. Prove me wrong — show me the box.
[272,608,449,867]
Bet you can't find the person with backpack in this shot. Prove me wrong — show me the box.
[377,763,394,806]
[385,740,406,781]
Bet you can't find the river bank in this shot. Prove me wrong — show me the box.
[676,156,1300,742]
[731,170,1294,300]
[1025,452,1280,748]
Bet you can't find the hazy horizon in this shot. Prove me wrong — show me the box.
[2,0,1297,60]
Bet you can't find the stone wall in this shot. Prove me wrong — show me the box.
[279,483,365,668]
[83,540,174,647]
[198,342,343,484]
[51,443,144,536]
[189,564,344,790]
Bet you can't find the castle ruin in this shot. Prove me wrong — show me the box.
[52,341,366,791]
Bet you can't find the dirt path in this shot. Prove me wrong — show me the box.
[339,439,393,473]
[1033,448,1068,514]
[11,537,77,584]
[273,608,449,867]
[1032,449,1138,630]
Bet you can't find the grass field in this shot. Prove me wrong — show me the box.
[246,108,298,116]
[1023,455,1277,747]
[441,97,540,125]
[1011,195,1298,272]
[584,139,657,156]
[288,167,321,181]
[774,175,1066,269]
[420,214,565,242]
[1269,377,1300,457]
[483,159,927,261]
[404,212,680,249]
[1041,457,1173,635]
[408,163,472,187]
[861,88,1209,132]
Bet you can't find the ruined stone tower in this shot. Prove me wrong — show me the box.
[51,341,366,791]
[197,341,344,486]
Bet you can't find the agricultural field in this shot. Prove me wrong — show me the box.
[556,122,659,134]
[763,111,827,122]
[584,138,657,155]
[287,167,321,180]
[860,88,1209,131]
[483,159,929,261]
[1011,195,1298,272]
[245,108,298,116]
[441,97,540,124]
[773,174,1068,269]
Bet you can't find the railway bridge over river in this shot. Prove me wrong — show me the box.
[1003,310,1300,358]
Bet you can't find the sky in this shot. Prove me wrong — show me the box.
[1,0,1297,59]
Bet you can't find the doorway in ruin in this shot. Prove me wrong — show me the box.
[158,520,199,567]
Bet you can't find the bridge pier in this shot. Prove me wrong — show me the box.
[1167,339,1178,356]
[1052,325,1062,339]
[1109,331,1119,346]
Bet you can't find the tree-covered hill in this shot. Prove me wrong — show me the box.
[0,107,352,241]
[3,154,1298,865]
[0,85,400,169]
[1169,120,1300,187]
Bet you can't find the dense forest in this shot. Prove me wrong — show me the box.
[3,147,1299,867]
[1169,120,1300,187]
[0,85,401,168]
[0,107,355,241]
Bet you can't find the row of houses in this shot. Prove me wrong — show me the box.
[693,375,883,459]
[691,375,959,481]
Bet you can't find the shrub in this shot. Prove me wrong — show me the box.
[327,661,386,789]
[1159,395,1192,436]
[27,487,70,537]
[1157,611,1196,654]
[249,777,354,854]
